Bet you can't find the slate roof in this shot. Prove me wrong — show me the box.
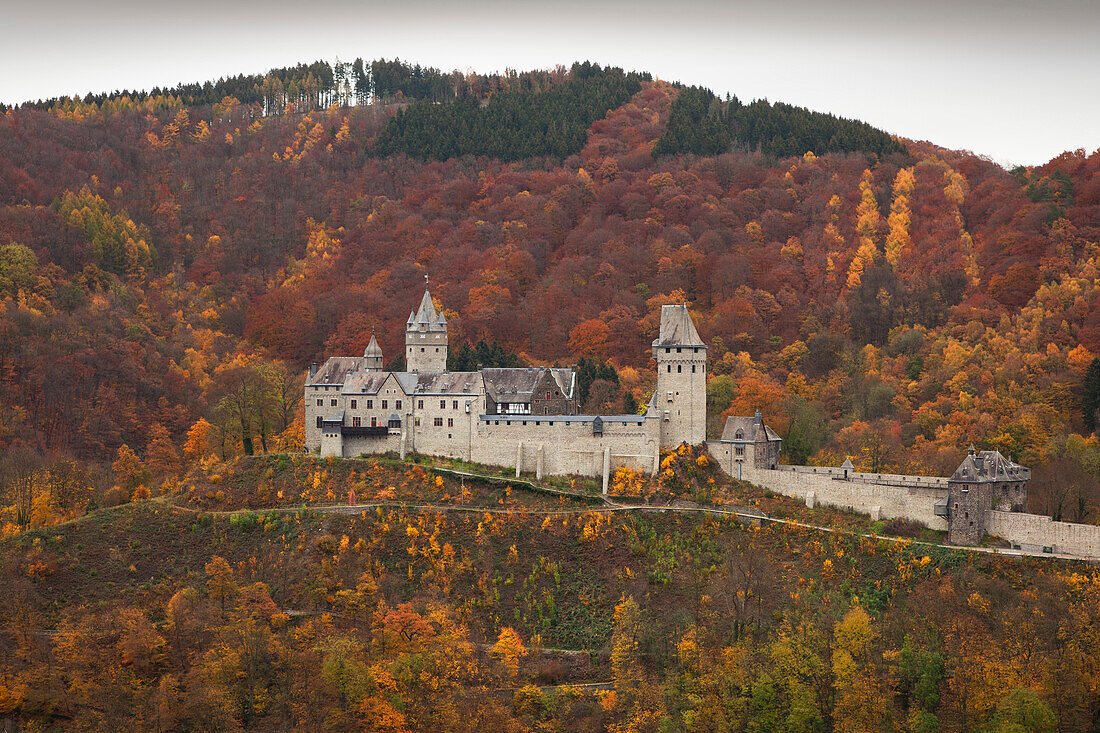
[308,357,364,387]
[652,304,705,348]
[409,289,446,331]
[479,414,647,424]
[720,415,782,443]
[950,450,1030,483]
[481,367,576,402]
[341,371,394,395]
[395,371,481,395]
[363,333,383,358]
[548,368,576,399]
[482,368,543,401]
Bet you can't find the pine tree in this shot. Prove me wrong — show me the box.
[1084,357,1100,433]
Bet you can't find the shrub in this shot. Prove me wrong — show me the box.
[229,510,258,532]
[315,534,338,554]
[883,517,923,538]
[102,486,130,507]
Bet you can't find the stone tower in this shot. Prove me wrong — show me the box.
[363,331,384,370]
[652,304,707,448]
[405,286,448,373]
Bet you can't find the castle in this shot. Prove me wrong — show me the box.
[305,285,705,490]
[305,287,1100,559]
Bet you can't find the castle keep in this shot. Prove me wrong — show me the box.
[302,288,1100,557]
[305,287,705,490]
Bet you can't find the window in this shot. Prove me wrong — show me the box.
[677,365,682,373]
[434,417,443,427]
[367,399,373,409]
[316,416,323,428]
[677,347,682,353]
[316,398,323,406]
[351,399,357,409]
[396,400,402,410]
[665,347,671,354]
[330,399,337,406]
[691,365,696,373]
[735,446,745,456]
[371,417,377,427]
[447,418,454,427]
[440,399,446,409]
[414,417,420,426]
[418,400,424,409]
[546,391,551,400]
[353,417,361,427]
[420,347,425,352]
[667,365,671,373]
[452,400,458,409]
[382,400,388,409]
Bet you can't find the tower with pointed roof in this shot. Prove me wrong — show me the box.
[363,331,384,371]
[405,282,448,373]
[651,303,707,448]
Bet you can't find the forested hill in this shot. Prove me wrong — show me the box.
[2,59,1100,519]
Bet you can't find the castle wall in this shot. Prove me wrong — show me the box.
[306,384,343,449]
[468,417,661,478]
[707,442,949,530]
[338,433,403,458]
[987,511,1100,557]
[331,412,662,480]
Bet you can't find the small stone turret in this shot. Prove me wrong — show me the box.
[947,448,1030,545]
[405,283,448,373]
[363,331,384,370]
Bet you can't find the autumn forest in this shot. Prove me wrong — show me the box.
[2,58,1100,731]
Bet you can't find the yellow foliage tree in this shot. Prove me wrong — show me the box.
[847,171,880,288]
[491,627,528,679]
[885,168,914,268]
[184,418,213,460]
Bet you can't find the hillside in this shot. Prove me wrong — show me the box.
[2,56,1100,729]
[4,454,1100,730]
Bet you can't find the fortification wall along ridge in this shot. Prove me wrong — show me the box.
[987,511,1100,557]
[707,441,949,530]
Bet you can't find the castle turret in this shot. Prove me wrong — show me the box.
[405,286,448,373]
[363,331,384,370]
[652,304,706,448]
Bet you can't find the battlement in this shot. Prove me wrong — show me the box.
[771,464,949,489]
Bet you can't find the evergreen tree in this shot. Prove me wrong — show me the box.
[1084,357,1100,434]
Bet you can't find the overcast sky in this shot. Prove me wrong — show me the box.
[2,0,1097,166]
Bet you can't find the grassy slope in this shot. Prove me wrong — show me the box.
[5,453,1069,660]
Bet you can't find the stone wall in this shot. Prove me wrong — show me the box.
[305,384,343,449]
[706,442,949,530]
[467,416,661,480]
[987,511,1100,557]
[327,412,662,486]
